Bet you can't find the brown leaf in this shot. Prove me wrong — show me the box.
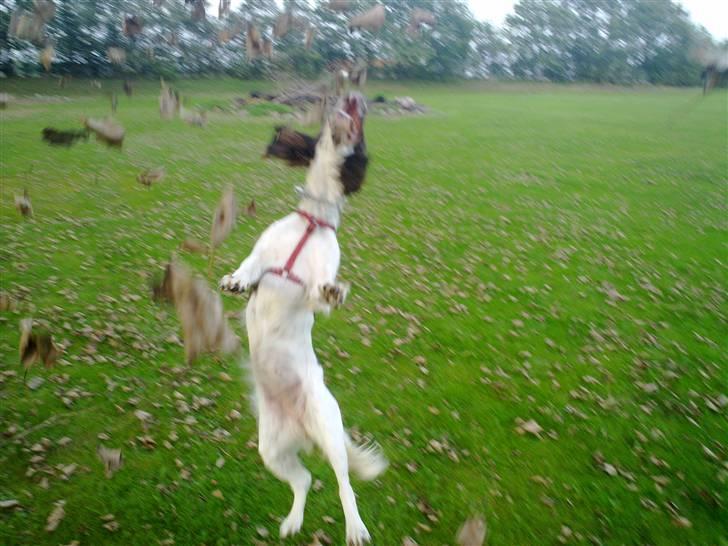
[134,409,152,423]
[274,12,293,38]
[97,446,123,478]
[672,516,692,528]
[181,109,207,127]
[20,319,59,377]
[39,46,54,72]
[153,261,239,364]
[33,1,56,23]
[8,8,45,43]
[348,4,386,31]
[457,516,487,546]
[107,47,126,64]
[159,79,179,119]
[327,0,352,11]
[515,418,542,437]
[190,0,205,21]
[137,167,165,186]
[180,238,208,254]
[137,435,156,449]
[211,186,236,248]
[0,292,17,311]
[245,199,257,217]
[408,7,436,34]
[45,500,66,532]
[304,27,315,49]
[101,513,120,532]
[84,117,125,148]
[123,15,143,37]
[246,24,263,60]
[15,189,33,217]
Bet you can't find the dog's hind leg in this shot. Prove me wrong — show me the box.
[306,386,371,545]
[258,402,312,538]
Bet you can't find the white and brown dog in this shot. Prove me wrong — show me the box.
[220,93,386,545]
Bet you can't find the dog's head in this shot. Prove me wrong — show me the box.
[330,92,367,153]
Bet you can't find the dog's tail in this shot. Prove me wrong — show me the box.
[346,436,388,481]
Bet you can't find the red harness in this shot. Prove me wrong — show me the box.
[262,210,336,286]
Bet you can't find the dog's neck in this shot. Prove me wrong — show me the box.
[296,186,343,224]
[297,124,346,228]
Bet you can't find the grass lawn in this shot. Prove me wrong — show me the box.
[0,78,726,546]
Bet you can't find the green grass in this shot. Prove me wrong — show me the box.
[244,102,294,117]
[1,77,726,546]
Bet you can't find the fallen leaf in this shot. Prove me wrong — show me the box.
[515,418,542,437]
[134,409,152,423]
[19,318,59,379]
[672,516,692,528]
[15,189,33,217]
[245,199,257,217]
[97,446,123,478]
[0,292,17,311]
[137,167,165,186]
[457,516,486,546]
[45,500,66,532]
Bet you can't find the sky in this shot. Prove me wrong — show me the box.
[231,0,727,40]
[467,0,727,40]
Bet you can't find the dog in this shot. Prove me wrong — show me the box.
[220,92,386,544]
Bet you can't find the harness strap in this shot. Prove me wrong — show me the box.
[261,210,335,287]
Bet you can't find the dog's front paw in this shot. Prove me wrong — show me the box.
[320,282,349,307]
[220,274,248,294]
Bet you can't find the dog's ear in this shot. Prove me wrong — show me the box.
[341,145,368,195]
[264,127,316,166]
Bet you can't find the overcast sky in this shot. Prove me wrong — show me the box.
[231,0,727,40]
[468,0,727,39]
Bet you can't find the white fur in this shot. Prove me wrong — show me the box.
[221,122,386,544]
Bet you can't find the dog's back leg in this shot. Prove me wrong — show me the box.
[258,400,312,538]
[305,386,371,545]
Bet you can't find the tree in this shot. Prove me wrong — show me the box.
[0,0,718,85]
[504,0,710,85]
